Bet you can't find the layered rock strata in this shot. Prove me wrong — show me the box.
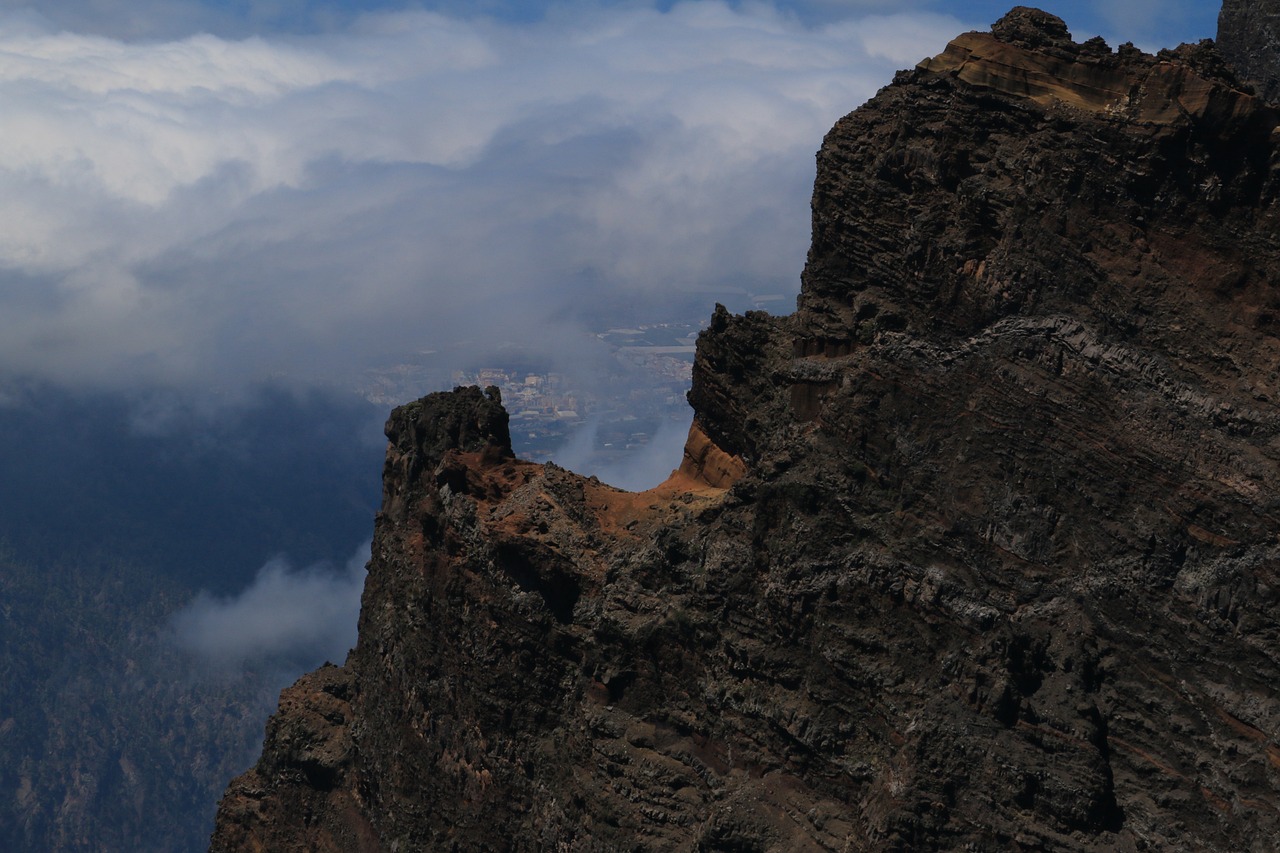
[213,8,1280,851]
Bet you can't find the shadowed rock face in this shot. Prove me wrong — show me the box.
[212,8,1280,851]
[1219,0,1280,102]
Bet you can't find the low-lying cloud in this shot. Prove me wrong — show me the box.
[0,3,967,395]
[172,545,367,668]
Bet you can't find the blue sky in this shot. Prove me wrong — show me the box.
[0,1,1220,47]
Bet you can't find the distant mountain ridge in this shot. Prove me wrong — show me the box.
[212,5,1280,849]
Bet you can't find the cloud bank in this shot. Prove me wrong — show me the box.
[172,546,367,667]
[0,3,968,395]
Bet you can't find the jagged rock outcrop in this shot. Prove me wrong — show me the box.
[1219,0,1280,102]
[213,8,1280,851]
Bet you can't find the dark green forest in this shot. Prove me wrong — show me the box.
[0,386,384,851]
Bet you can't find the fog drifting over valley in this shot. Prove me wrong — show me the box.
[0,0,1209,398]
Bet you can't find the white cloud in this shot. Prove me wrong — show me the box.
[171,546,367,667]
[0,3,964,392]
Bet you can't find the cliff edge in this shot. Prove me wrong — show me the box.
[212,8,1280,850]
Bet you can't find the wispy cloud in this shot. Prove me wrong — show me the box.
[551,413,692,490]
[171,545,367,667]
[0,3,963,393]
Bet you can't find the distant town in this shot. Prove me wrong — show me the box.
[360,321,704,463]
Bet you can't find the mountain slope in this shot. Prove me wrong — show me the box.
[212,7,1280,850]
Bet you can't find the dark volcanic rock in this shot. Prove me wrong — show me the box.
[1219,0,1280,102]
[213,8,1280,852]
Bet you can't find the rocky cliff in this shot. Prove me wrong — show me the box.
[1219,0,1280,102]
[212,7,1280,851]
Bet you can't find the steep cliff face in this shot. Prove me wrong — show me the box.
[1219,0,1280,102]
[213,8,1280,851]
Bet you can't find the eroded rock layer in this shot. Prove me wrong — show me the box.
[213,8,1280,851]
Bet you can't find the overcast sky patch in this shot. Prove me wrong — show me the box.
[0,4,974,395]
